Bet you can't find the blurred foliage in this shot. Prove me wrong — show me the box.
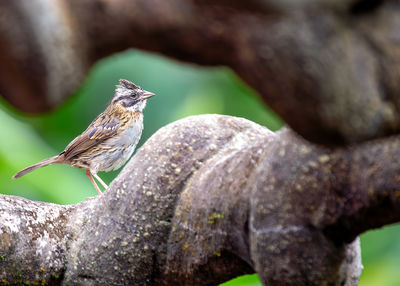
[0,49,399,285]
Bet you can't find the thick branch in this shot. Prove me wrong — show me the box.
[2,114,400,285]
[0,0,399,144]
[0,196,70,283]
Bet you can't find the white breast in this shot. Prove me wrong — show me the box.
[92,114,144,172]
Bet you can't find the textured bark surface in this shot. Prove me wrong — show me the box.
[1,114,385,285]
[0,0,399,144]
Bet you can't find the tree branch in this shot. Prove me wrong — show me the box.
[0,0,399,144]
[3,114,399,285]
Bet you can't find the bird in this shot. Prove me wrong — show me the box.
[13,79,155,195]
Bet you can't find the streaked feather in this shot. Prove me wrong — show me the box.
[62,104,129,161]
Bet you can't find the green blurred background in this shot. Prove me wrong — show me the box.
[0,50,399,285]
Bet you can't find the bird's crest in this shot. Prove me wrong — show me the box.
[117,79,140,91]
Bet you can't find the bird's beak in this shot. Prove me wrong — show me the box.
[141,91,156,100]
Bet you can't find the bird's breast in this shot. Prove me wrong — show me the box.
[90,112,144,172]
[108,112,143,149]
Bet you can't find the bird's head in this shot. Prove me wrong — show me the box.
[112,79,155,112]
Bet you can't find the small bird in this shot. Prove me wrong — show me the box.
[13,79,155,195]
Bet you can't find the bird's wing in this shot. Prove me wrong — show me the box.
[62,110,121,160]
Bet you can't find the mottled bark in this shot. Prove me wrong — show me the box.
[0,0,399,144]
[3,114,400,285]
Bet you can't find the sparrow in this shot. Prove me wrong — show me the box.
[13,79,155,195]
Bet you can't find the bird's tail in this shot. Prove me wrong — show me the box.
[13,156,60,179]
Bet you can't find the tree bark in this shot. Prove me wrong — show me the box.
[3,114,400,285]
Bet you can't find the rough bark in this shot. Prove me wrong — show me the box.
[0,0,399,144]
[4,114,400,285]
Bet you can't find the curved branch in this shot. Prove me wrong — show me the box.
[0,0,399,144]
[3,114,399,285]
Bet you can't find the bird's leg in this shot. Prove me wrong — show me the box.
[93,172,109,189]
[85,169,102,195]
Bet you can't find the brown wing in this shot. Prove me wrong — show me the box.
[62,110,120,160]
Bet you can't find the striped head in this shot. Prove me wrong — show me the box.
[112,79,155,112]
